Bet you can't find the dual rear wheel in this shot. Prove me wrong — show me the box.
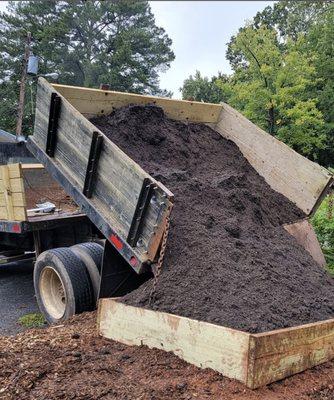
[34,242,103,324]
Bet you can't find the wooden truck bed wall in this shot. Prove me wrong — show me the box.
[28,79,174,272]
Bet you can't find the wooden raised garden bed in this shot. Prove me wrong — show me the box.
[98,299,334,389]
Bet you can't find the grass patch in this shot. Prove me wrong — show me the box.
[18,313,46,328]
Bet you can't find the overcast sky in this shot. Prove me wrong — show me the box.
[0,1,273,98]
[150,1,273,97]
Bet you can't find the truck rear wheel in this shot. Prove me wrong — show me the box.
[34,248,94,324]
[72,242,103,272]
[70,242,103,301]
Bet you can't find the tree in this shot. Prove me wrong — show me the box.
[225,26,326,159]
[181,71,231,103]
[221,1,334,164]
[0,0,175,133]
[226,1,330,70]
[253,1,330,39]
[180,22,327,160]
[306,4,334,166]
[229,26,281,135]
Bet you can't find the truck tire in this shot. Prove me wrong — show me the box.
[70,243,103,301]
[75,242,104,271]
[92,238,106,249]
[34,247,94,324]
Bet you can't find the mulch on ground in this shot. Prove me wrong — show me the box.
[0,312,333,400]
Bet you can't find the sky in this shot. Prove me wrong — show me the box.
[0,1,273,98]
[150,1,273,97]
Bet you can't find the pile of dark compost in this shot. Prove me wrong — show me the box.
[92,105,334,333]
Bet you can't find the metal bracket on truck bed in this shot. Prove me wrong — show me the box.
[83,131,103,198]
[46,93,61,157]
[127,178,155,247]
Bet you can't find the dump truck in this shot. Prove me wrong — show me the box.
[0,78,174,323]
[0,78,333,388]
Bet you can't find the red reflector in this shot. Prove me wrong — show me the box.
[129,256,138,267]
[110,234,123,250]
[12,223,21,233]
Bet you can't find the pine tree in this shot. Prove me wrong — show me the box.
[0,0,175,133]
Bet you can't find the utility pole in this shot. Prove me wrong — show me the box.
[16,31,31,139]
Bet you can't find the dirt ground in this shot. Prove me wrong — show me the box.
[0,312,333,400]
[0,261,39,335]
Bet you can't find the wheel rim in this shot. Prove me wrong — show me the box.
[39,266,67,320]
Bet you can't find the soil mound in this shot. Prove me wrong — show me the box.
[92,105,334,333]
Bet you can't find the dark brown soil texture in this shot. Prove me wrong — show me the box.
[92,105,334,333]
[1,312,334,400]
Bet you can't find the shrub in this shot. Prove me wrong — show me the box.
[311,193,334,274]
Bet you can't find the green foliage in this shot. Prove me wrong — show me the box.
[228,26,326,160]
[181,71,231,104]
[18,313,46,328]
[181,2,333,166]
[0,0,175,134]
[228,25,280,135]
[306,5,334,166]
[311,193,334,274]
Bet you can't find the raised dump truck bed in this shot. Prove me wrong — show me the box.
[28,79,174,273]
[50,80,332,216]
[26,78,333,388]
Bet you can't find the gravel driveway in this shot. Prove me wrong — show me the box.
[0,261,40,335]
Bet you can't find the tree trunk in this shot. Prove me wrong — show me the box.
[268,104,275,135]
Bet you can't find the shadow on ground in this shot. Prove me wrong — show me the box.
[0,261,40,335]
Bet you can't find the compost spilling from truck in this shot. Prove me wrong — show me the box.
[92,105,334,333]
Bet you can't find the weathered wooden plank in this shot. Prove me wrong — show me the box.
[34,78,173,261]
[214,103,333,215]
[0,192,26,207]
[247,319,334,388]
[1,165,14,220]
[21,163,44,170]
[7,163,22,179]
[0,177,25,193]
[12,206,27,221]
[146,201,172,261]
[0,206,7,219]
[98,299,251,383]
[36,92,165,213]
[52,84,222,123]
[98,299,334,389]
[0,164,27,221]
[284,219,326,267]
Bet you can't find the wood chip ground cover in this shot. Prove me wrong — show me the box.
[0,312,333,400]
